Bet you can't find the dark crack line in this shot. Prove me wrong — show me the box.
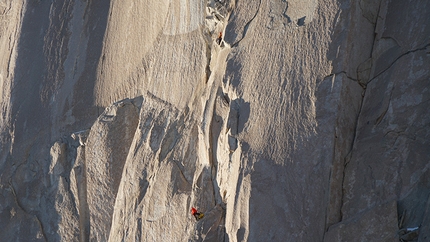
[368,43,430,84]
[35,215,48,242]
[322,69,365,228]
[338,44,429,226]
[338,80,366,222]
[374,84,393,126]
[355,0,381,88]
[8,179,48,241]
[8,178,27,213]
[231,0,262,47]
[172,159,192,186]
[323,150,335,234]
[370,2,380,42]
[322,71,364,90]
[339,157,348,221]
[328,71,359,82]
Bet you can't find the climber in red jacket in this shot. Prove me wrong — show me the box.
[191,207,204,221]
[216,32,223,45]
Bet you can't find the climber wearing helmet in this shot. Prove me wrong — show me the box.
[191,207,204,221]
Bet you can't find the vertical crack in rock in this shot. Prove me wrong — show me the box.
[320,72,364,232]
[331,0,430,234]
[338,84,365,223]
[367,0,382,50]
[325,0,381,230]
[336,21,430,228]
[191,1,234,240]
[205,39,212,83]
[333,1,380,223]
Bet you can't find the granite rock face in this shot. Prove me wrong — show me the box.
[0,0,429,241]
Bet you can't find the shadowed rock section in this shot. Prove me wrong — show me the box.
[0,0,429,241]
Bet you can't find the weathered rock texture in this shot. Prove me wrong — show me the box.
[0,0,429,241]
